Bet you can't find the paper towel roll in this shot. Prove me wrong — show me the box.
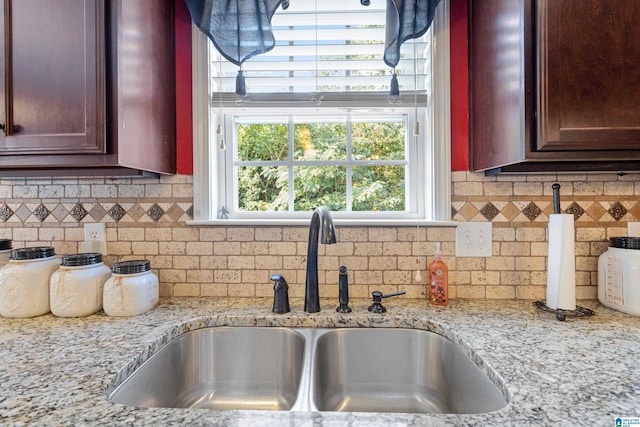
[546,214,576,310]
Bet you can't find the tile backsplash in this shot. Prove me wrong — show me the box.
[0,171,635,300]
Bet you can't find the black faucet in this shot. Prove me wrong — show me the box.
[304,206,337,313]
[270,274,290,314]
[336,265,352,313]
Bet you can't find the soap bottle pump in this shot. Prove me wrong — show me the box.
[428,242,448,306]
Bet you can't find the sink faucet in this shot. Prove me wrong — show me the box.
[304,206,337,313]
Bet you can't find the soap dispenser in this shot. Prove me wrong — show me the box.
[428,242,448,306]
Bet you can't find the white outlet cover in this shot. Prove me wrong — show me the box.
[455,222,492,257]
[84,223,106,241]
[83,223,107,255]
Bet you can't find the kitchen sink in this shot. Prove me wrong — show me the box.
[108,327,508,414]
[312,328,507,413]
[108,327,306,410]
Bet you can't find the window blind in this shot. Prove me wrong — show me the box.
[210,0,430,95]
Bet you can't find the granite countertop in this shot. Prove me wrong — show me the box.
[0,297,639,426]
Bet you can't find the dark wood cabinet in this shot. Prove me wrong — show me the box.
[0,0,175,177]
[470,0,640,173]
[107,0,176,175]
[0,0,104,155]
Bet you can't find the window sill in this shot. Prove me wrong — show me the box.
[186,218,459,227]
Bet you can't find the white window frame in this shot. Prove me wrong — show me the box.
[221,107,424,220]
[189,0,453,226]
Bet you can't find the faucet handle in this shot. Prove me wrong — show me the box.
[367,290,406,313]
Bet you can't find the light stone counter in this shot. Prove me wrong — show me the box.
[0,297,638,426]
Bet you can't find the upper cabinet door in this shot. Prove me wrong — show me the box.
[538,0,640,151]
[0,0,104,154]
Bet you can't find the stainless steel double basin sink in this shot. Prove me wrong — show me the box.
[108,327,508,414]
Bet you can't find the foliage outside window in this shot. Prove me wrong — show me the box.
[233,114,412,214]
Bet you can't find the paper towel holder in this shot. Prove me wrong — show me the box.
[533,300,594,321]
[537,182,595,320]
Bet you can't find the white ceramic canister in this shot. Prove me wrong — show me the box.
[103,260,159,316]
[0,239,12,267]
[0,247,60,318]
[598,237,640,316]
[50,253,112,317]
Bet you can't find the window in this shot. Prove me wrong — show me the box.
[190,0,451,225]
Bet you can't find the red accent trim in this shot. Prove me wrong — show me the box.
[450,0,469,172]
[175,0,193,175]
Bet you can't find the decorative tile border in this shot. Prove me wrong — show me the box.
[452,200,640,224]
[0,201,193,224]
[0,197,635,226]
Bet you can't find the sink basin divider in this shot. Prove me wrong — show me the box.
[289,328,321,412]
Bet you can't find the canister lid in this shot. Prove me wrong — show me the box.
[112,260,151,274]
[10,246,56,260]
[61,253,103,267]
[610,237,640,250]
[0,239,11,250]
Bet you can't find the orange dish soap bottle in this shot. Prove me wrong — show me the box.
[428,242,448,306]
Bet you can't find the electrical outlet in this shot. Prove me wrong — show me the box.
[455,222,492,257]
[81,223,107,255]
[84,223,106,241]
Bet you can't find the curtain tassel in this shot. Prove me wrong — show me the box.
[235,70,246,97]
[389,72,400,97]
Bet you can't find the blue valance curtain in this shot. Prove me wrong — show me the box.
[184,0,441,96]
[385,0,441,96]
